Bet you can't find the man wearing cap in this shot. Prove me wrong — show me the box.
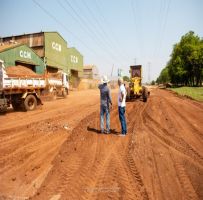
[118,77,127,136]
[98,75,112,134]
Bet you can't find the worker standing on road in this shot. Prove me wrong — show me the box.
[98,75,112,134]
[118,77,127,136]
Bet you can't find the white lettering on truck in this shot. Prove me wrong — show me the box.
[19,50,31,59]
[52,42,61,52]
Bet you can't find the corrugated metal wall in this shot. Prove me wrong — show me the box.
[67,47,83,77]
[44,32,69,72]
[1,32,84,78]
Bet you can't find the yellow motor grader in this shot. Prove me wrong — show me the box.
[126,65,149,102]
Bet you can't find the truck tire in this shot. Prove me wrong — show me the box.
[142,86,148,102]
[52,90,57,100]
[0,98,7,113]
[62,89,68,98]
[12,102,21,111]
[24,95,37,111]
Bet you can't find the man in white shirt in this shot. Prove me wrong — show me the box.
[118,77,127,136]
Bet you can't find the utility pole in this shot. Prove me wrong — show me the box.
[111,64,114,78]
[118,68,123,77]
[148,62,151,84]
[134,58,136,65]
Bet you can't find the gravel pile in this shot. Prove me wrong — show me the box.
[6,65,43,78]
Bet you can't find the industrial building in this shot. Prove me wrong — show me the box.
[1,32,83,87]
[0,43,45,74]
[83,65,99,79]
[67,47,83,87]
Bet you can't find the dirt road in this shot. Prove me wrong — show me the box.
[0,88,202,200]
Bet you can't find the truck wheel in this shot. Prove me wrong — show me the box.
[52,90,57,100]
[62,89,68,98]
[24,95,37,111]
[12,102,21,111]
[142,86,148,102]
[0,99,7,113]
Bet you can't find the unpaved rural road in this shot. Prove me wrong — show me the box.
[0,88,203,200]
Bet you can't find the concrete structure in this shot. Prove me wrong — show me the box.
[0,43,45,74]
[83,65,99,79]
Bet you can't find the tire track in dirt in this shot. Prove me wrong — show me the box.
[30,90,203,200]
[32,111,119,199]
[91,100,149,199]
[1,89,202,199]
[32,102,150,200]
[0,93,102,199]
[125,101,150,200]
[162,96,203,139]
[144,93,203,161]
[129,90,203,199]
[132,97,167,200]
[145,92,203,199]
[0,132,65,174]
[148,134,166,200]
[143,110,203,166]
[169,150,199,200]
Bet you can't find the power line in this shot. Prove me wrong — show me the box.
[32,0,94,55]
[153,0,171,59]
[94,0,129,61]
[63,0,123,65]
[57,0,114,64]
[131,0,142,58]
[32,0,116,66]
[159,0,171,53]
[82,0,128,63]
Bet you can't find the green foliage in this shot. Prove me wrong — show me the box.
[157,31,203,86]
[169,87,203,101]
[123,75,130,82]
[156,67,170,84]
[151,80,156,85]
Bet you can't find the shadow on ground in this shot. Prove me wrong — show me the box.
[87,126,120,135]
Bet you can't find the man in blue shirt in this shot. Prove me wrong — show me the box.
[98,75,112,134]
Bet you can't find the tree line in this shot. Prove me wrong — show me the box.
[157,31,203,86]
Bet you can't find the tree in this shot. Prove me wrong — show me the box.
[123,76,130,82]
[151,80,156,85]
[156,67,170,84]
[157,31,203,86]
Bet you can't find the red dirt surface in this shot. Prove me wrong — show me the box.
[5,65,43,78]
[0,88,202,200]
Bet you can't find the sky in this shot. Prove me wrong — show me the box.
[1,0,203,82]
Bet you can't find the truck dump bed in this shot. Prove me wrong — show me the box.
[2,77,46,90]
[0,60,68,92]
[0,64,46,90]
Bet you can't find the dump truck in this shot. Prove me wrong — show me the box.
[126,65,149,102]
[0,59,69,112]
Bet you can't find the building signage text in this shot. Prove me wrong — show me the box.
[71,55,78,63]
[19,50,32,59]
[52,42,61,52]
